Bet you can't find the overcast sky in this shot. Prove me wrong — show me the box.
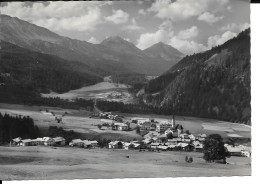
[0,0,250,54]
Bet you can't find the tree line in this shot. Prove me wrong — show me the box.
[0,113,40,144]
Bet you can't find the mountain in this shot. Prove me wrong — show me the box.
[144,42,184,64]
[0,14,182,76]
[101,36,144,56]
[142,29,251,124]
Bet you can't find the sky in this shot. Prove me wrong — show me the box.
[0,0,250,55]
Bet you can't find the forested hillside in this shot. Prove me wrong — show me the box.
[143,29,251,124]
[0,41,103,102]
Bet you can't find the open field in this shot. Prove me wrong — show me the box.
[0,103,251,140]
[41,82,134,103]
[0,103,142,141]
[0,146,251,180]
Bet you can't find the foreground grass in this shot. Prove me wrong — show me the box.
[0,146,251,180]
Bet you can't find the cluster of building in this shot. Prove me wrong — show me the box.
[99,112,123,122]
[12,137,66,146]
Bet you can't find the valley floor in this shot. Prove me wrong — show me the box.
[0,146,251,180]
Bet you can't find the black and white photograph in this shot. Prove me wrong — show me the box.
[0,0,253,181]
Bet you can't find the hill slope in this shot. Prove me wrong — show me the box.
[0,41,103,103]
[143,29,251,123]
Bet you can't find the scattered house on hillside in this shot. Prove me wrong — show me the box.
[53,137,66,146]
[69,139,85,147]
[43,137,55,146]
[12,137,22,145]
[156,121,172,133]
[108,141,124,149]
[19,139,32,146]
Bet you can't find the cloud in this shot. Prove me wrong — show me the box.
[138,9,146,15]
[148,0,229,21]
[220,22,250,32]
[198,12,224,24]
[136,29,173,50]
[105,9,129,24]
[177,26,199,40]
[136,20,206,54]
[207,31,237,48]
[1,2,105,32]
[88,37,99,44]
[169,37,207,54]
[123,18,143,31]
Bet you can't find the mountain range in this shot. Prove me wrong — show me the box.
[0,14,184,76]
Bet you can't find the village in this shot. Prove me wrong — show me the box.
[10,111,251,158]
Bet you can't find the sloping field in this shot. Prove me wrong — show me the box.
[0,146,251,180]
[41,82,133,103]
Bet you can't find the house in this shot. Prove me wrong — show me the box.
[166,138,180,145]
[196,134,207,142]
[12,137,22,145]
[69,139,85,147]
[31,138,44,146]
[188,134,196,141]
[224,145,242,156]
[112,123,129,131]
[192,141,204,152]
[241,148,251,157]
[43,137,55,146]
[123,142,135,150]
[164,128,179,138]
[157,145,169,151]
[150,143,161,149]
[89,140,98,148]
[177,143,194,151]
[156,121,172,133]
[143,138,153,144]
[108,141,124,149]
[154,134,167,143]
[53,137,66,146]
[19,139,32,146]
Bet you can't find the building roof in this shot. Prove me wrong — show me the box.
[13,137,22,142]
[53,137,65,142]
[21,139,32,143]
